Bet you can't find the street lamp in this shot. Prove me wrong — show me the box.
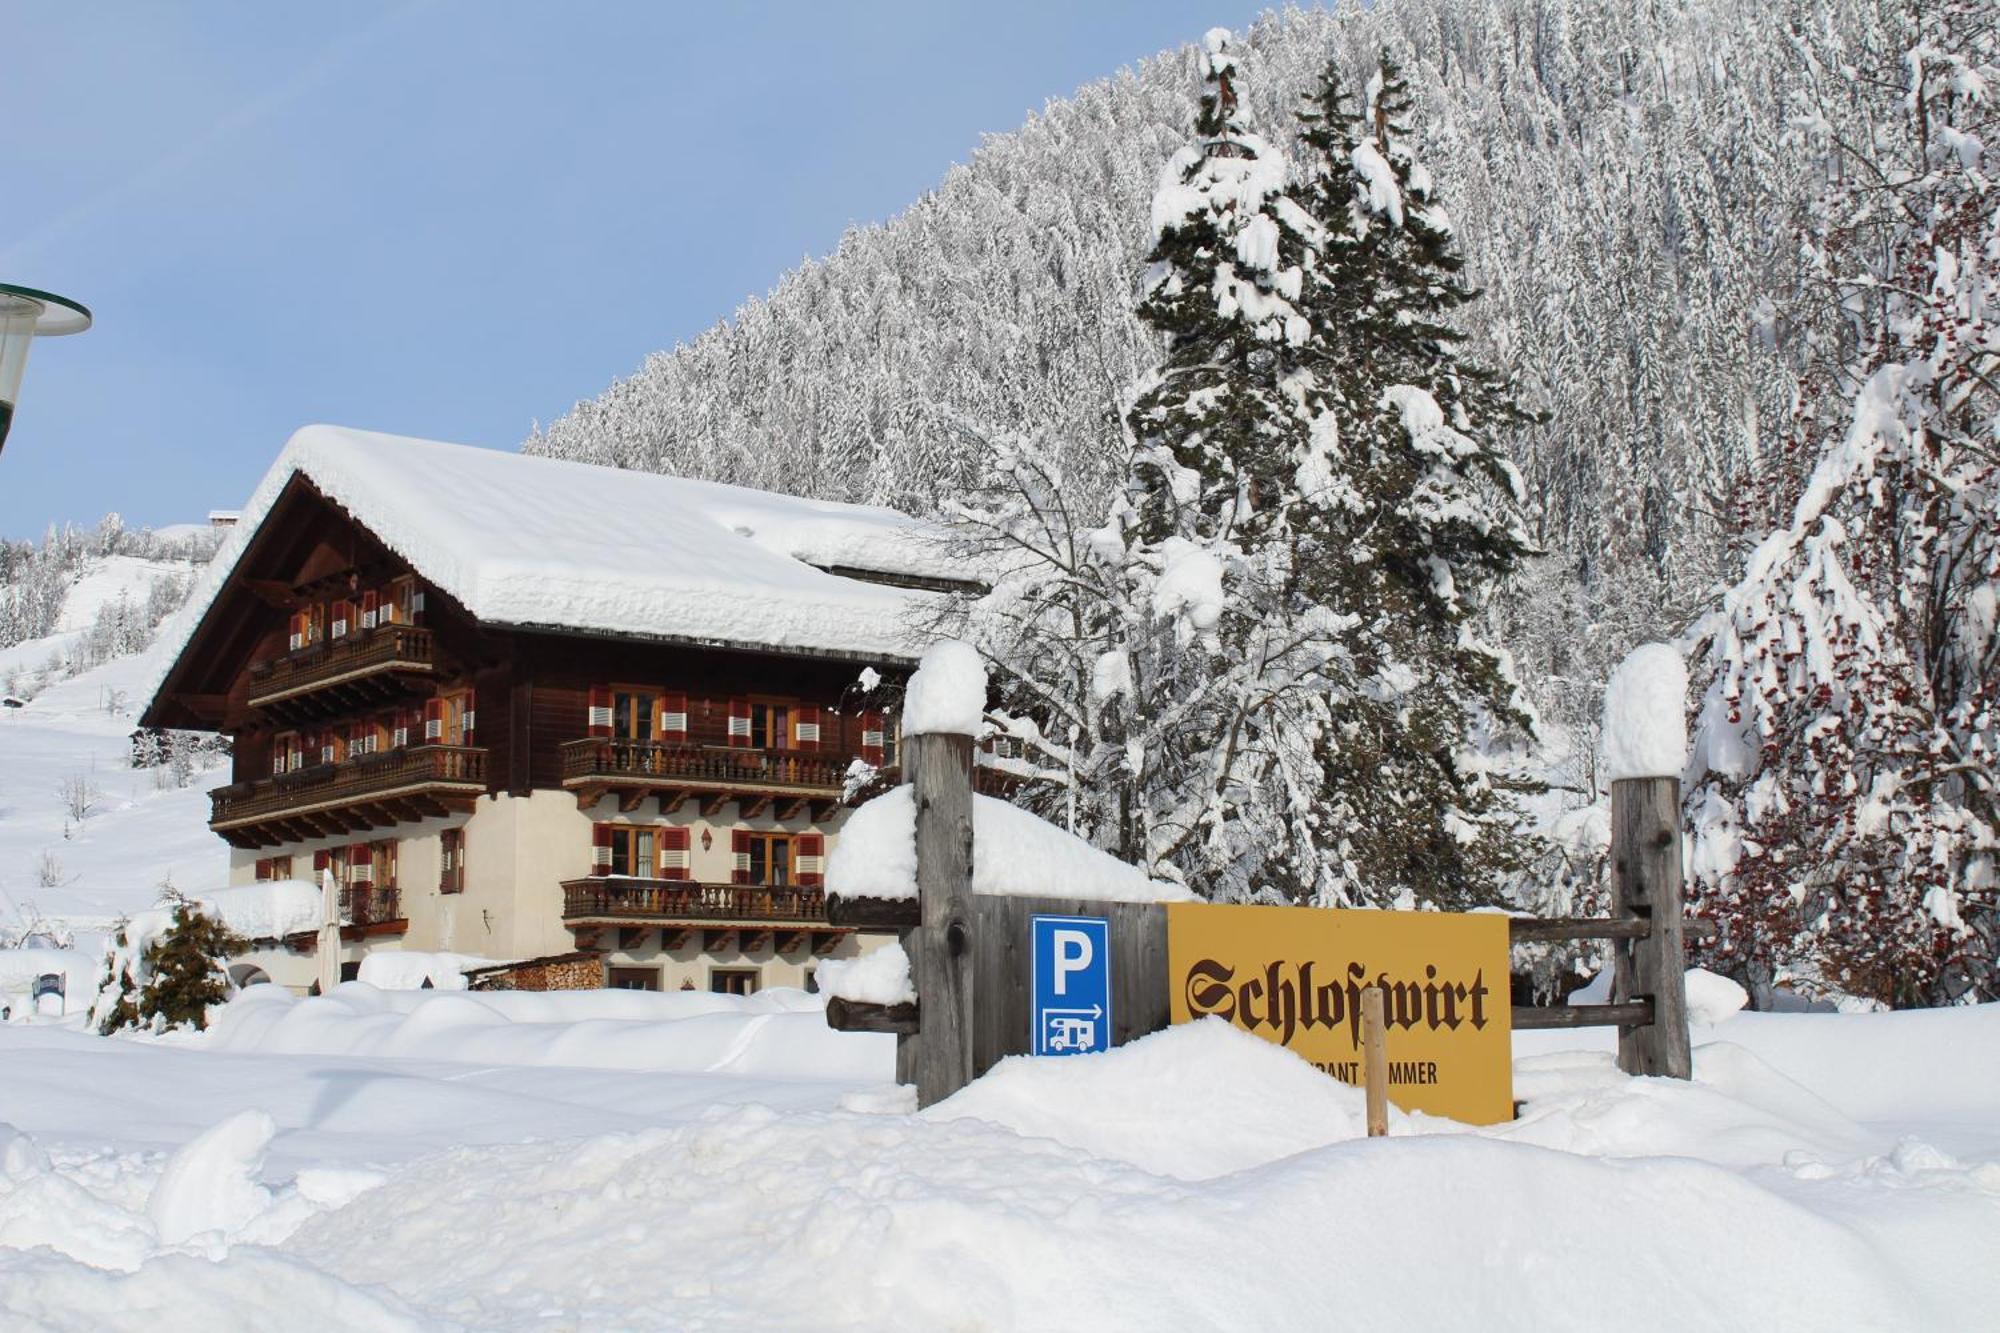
[0,282,93,458]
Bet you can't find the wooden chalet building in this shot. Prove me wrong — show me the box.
[142,425,971,993]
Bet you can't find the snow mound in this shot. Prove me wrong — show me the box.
[827,786,1193,903]
[901,639,985,737]
[815,941,913,1006]
[195,881,322,942]
[354,951,494,991]
[147,1110,276,1247]
[198,982,884,1080]
[1685,967,1750,1024]
[1602,642,1688,780]
[931,1018,1379,1179]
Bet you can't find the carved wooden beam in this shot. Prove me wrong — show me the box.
[617,788,649,813]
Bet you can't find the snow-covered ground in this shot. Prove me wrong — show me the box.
[1,983,1994,1330]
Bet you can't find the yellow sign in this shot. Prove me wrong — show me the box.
[1167,902,1513,1124]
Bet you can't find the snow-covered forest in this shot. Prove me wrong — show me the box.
[526,0,1996,1009]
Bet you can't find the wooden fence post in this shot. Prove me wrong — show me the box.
[907,728,976,1108]
[1610,776,1693,1078]
[1361,985,1389,1137]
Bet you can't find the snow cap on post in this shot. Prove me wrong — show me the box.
[1602,642,1689,781]
[901,639,986,738]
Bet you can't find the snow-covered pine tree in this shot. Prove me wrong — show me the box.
[1282,54,1540,909]
[96,902,249,1034]
[1686,0,1999,1008]
[954,31,1352,902]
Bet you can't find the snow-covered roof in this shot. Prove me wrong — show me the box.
[151,426,962,706]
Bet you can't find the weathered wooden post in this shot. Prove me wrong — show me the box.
[901,642,981,1108]
[1603,643,1694,1080]
[1361,985,1389,1137]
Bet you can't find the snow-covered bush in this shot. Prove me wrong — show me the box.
[94,901,249,1035]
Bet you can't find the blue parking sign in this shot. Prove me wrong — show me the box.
[1031,914,1111,1056]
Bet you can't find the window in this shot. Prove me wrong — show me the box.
[439,690,474,746]
[611,689,656,742]
[440,828,465,894]
[750,702,790,750]
[710,968,759,996]
[599,825,657,879]
[608,967,661,992]
[253,855,293,882]
[370,840,398,889]
[273,731,306,775]
[745,832,793,886]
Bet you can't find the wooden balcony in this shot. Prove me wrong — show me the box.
[245,624,435,721]
[561,877,846,956]
[561,739,852,818]
[210,744,486,848]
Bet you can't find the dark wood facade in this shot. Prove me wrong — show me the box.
[146,475,913,946]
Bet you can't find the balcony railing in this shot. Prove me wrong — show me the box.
[561,878,828,925]
[210,744,485,843]
[561,739,850,795]
[245,624,435,712]
[339,885,403,927]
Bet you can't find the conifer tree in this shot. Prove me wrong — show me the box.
[96,902,249,1034]
[1282,55,1542,907]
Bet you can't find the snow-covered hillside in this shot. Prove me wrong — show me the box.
[0,553,229,944]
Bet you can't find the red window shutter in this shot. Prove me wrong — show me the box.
[313,848,331,876]
[319,728,338,766]
[359,589,379,630]
[391,709,411,749]
[731,828,751,883]
[794,705,822,753]
[347,842,372,888]
[658,691,689,742]
[587,687,612,738]
[726,698,751,748]
[590,823,613,876]
[658,826,691,881]
[860,711,886,766]
[287,611,305,653]
[797,833,825,887]
[461,698,476,745]
[254,858,271,881]
[424,698,444,743]
[330,599,353,640]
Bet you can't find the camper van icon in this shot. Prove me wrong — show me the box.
[1041,1007,1102,1053]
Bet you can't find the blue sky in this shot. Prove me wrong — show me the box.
[0,1,1275,539]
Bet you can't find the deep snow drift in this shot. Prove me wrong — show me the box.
[0,985,1995,1330]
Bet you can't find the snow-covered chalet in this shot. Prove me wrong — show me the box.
[142,425,970,993]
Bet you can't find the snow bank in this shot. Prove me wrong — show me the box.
[901,639,985,737]
[1602,641,1688,780]
[932,1018,1380,1179]
[194,881,322,942]
[354,951,494,991]
[827,785,1194,903]
[815,940,913,1006]
[197,982,886,1081]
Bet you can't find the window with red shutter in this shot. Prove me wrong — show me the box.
[587,687,613,738]
[440,828,465,893]
[797,833,825,887]
[346,842,373,888]
[313,848,331,878]
[254,858,272,881]
[359,590,379,631]
[590,823,613,876]
[658,826,691,881]
[330,599,353,640]
[731,828,751,883]
[726,698,751,748]
[423,698,445,743]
